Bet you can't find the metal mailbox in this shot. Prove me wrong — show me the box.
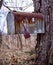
[6,11,44,34]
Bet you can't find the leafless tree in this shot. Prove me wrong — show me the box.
[33,0,53,65]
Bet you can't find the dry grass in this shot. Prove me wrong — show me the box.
[0,34,37,65]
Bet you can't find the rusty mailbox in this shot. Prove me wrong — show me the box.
[6,11,44,35]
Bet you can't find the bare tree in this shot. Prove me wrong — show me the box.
[33,0,53,65]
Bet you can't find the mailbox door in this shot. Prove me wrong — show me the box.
[6,12,15,34]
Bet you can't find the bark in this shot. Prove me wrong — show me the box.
[33,0,53,65]
[0,0,3,9]
[0,30,2,51]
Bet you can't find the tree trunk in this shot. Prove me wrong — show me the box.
[33,0,53,65]
[0,0,3,9]
[0,30,2,51]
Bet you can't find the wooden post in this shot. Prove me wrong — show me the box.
[0,30,2,48]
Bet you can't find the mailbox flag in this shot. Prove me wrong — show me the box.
[23,24,30,39]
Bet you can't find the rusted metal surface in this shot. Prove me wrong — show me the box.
[13,11,44,21]
[6,10,44,34]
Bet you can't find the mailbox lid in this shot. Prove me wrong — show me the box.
[6,12,15,34]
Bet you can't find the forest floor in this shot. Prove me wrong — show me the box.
[0,34,37,65]
[0,47,36,65]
